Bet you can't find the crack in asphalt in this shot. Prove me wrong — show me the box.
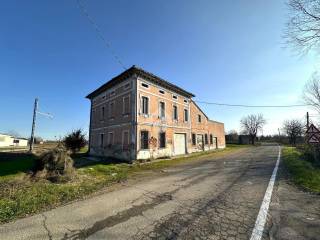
[54,146,277,240]
[41,213,53,240]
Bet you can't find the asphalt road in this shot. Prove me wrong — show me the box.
[0,145,281,240]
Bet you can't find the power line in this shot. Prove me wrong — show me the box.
[194,100,312,108]
[76,0,127,70]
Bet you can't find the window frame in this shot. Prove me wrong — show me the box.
[122,130,130,150]
[141,82,149,88]
[173,105,178,121]
[210,134,213,144]
[192,133,196,145]
[198,114,202,123]
[159,131,166,148]
[109,101,115,119]
[141,96,149,115]
[205,134,208,145]
[100,133,104,148]
[123,82,131,90]
[159,101,166,119]
[184,109,189,122]
[107,132,114,147]
[140,130,149,150]
[122,95,130,115]
[101,106,105,120]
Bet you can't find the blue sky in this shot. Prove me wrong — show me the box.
[1,0,318,139]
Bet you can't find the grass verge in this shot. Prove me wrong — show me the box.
[282,147,320,193]
[0,144,248,223]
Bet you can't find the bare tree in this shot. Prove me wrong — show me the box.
[304,72,320,112]
[283,119,304,145]
[240,114,266,145]
[284,0,320,54]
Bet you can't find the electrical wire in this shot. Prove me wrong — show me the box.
[194,100,312,108]
[76,0,127,70]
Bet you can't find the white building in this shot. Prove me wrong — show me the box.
[0,134,28,147]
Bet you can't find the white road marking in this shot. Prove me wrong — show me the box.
[250,146,281,240]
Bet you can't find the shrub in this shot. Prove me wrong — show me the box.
[63,129,87,153]
[301,144,320,168]
[32,144,75,182]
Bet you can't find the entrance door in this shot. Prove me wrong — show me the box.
[174,133,186,155]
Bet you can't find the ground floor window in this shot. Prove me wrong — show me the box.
[100,133,104,148]
[107,132,114,147]
[140,131,149,149]
[205,134,208,144]
[210,134,213,144]
[159,132,166,148]
[122,130,129,149]
[192,133,196,145]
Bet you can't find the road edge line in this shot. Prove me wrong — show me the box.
[250,145,281,240]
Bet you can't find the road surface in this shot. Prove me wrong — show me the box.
[0,145,281,240]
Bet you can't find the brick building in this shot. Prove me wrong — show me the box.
[86,66,225,161]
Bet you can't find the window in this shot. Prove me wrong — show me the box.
[172,95,178,100]
[159,132,166,148]
[205,134,208,144]
[142,96,149,114]
[198,114,202,123]
[109,102,115,118]
[124,83,131,90]
[100,133,104,148]
[110,90,115,97]
[173,105,178,120]
[122,131,129,149]
[107,132,114,146]
[159,89,165,94]
[101,106,105,119]
[140,131,149,149]
[123,96,130,114]
[184,99,188,103]
[192,133,196,145]
[141,83,149,88]
[159,101,165,118]
[210,134,213,144]
[184,109,189,122]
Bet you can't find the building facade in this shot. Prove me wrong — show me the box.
[86,66,225,161]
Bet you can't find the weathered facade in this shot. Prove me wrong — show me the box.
[86,66,225,161]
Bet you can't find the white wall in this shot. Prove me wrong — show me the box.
[0,134,14,147]
[0,134,28,147]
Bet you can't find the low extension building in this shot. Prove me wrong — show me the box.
[86,66,225,161]
[0,134,28,148]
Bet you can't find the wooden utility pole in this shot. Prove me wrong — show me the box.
[29,98,38,152]
[307,112,310,128]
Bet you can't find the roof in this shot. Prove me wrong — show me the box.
[86,65,195,99]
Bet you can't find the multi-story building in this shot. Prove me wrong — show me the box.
[86,65,225,161]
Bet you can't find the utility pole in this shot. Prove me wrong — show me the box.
[29,98,38,152]
[278,128,281,143]
[307,112,310,128]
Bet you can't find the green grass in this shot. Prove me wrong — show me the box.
[0,145,248,223]
[0,154,36,181]
[282,147,320,193]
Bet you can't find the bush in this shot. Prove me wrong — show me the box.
[301,144,320,167]
[63,129,87,153]
[32,144,75,182]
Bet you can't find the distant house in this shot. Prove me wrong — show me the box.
[0,134,28,147]
[86,65,226,161]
